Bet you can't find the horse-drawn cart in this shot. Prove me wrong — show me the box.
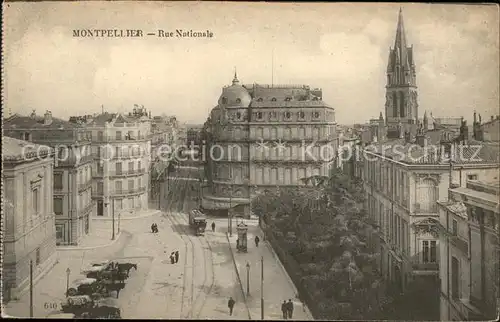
[66,278,101,297]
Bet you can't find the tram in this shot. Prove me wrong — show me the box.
[189,209,207,236]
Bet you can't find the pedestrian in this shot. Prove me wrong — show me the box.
[170,253,175,264]
[281,300,288,319]
[151,223,155,233]
[175,251,179,263]
[287,299,294,319]
[211,222,216,232]
[254,235,260,247]
[228,297,235,316]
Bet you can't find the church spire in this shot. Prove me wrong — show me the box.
[394,7,407,52]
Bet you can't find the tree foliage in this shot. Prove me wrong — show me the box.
[252,168,394,319]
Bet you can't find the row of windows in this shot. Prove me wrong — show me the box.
[254,110,322,120]
[254,167,322,185]
[93,130,144,141]
[249,126,334,140]
[96,177,145,193]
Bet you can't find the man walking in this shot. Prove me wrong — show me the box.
[228,297,235,316]
[175,251,179,263]
[254,235,260,247]
[287,299,294,319]
[170,252,175,264]
[281,300,288,319]
[211,222,216,232]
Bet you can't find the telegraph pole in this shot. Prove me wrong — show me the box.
[29,260,34,317]
[261,256,264,320]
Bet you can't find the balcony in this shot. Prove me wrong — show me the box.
[78,181,92,192]
[414,202,438,214]
[109,169,146,177]
[92,189,104,197]
[55,155,94,167]
[93,135,149,143]
[113,187,147,196]
[412,262,438,272]
[92,171,104,178]
[111,152,144,160]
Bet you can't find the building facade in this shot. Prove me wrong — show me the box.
[86,111,151,217]
[2,137,58,300]
[4,111,94,246]
[438,179,499,320]
[203,73,338,216]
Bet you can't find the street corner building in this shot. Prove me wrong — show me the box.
[77,106,152,217]
[3,111,94,246]
[201,71,339,218]
[2,137,58,302]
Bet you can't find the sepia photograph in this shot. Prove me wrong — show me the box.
[1,1,499,320]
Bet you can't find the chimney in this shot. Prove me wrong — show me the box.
[149,111,152,118]
[44,110,53,125]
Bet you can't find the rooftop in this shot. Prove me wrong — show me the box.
[2,137,53,162]
[364,138,500,165]
[4,113,83,130]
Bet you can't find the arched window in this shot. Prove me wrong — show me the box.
[236,112,241,119]
[257,97,263,102]
[271,97,277,102]
[236,98,241,103]
[299,111,305,119]
[416,178,438,212]
[393,92,398,117]
[257,112,263,120]
[399,92,405,117]
[285,112,291,119]
[313,111,320,118]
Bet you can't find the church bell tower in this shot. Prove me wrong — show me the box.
[385,8,419,138]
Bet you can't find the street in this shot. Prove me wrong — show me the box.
[3,166,311,319]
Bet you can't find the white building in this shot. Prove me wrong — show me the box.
[2,137,58,301]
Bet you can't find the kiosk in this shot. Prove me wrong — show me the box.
[236,222,248,253]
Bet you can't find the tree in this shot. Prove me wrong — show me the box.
[252,168,393,320]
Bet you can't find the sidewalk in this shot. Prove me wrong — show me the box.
[3,230,131,318]
[59,209,160,251]
[227,226,313,320]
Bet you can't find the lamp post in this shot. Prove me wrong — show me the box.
[66,268,71,297]
[227,176,233,237]
[261,256,264,320]
[246,262,250,296]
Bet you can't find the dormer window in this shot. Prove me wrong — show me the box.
[285,97,292,101]
[257,97,263,102]
[236,98,241,104]
[271,98,277,102]
[285,112,291,119]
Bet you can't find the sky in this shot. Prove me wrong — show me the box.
[3,2,499,125]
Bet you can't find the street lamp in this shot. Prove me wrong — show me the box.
[66,268,71,297]
[228,180,233,237]
[246,262,250,296]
